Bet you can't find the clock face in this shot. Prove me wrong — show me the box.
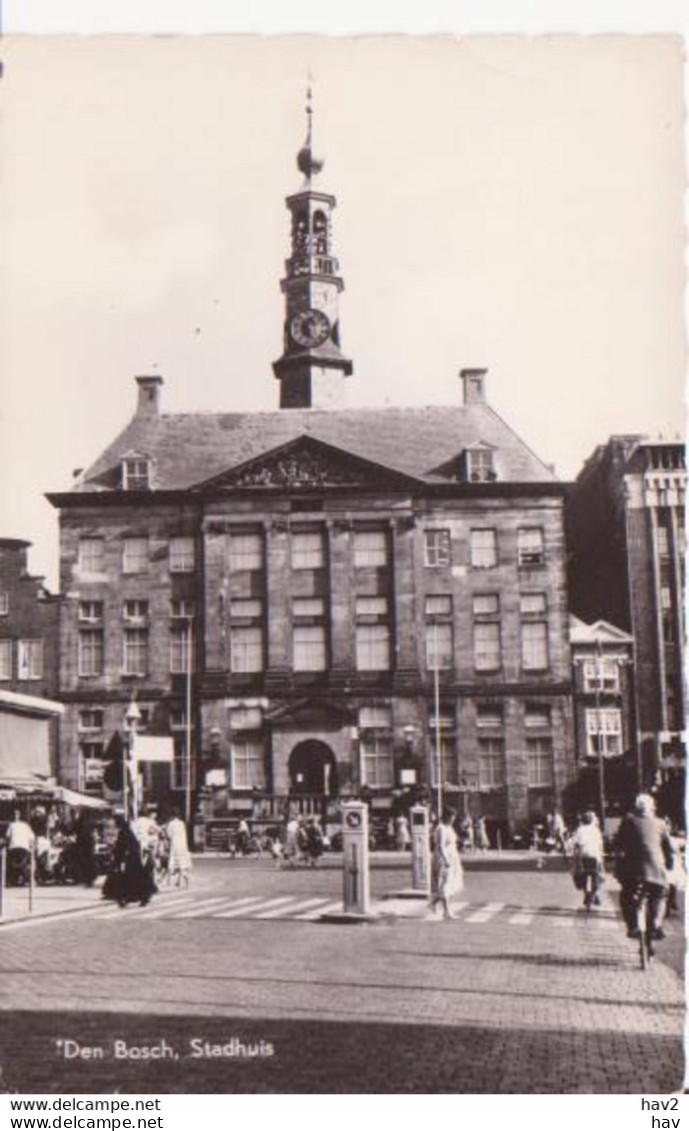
[289,309,331,349]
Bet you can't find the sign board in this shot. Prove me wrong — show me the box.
[399,768,417,785]
[133,736,174,763]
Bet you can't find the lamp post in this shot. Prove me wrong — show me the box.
[123,696,141,822]
[593,640,606,830]
[184,614,194,825]
[432,619,443,818]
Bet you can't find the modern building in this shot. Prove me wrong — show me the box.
[0,539,61,772]
[566,436,686,813]
[47,107,576,840]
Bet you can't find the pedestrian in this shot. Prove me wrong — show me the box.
[429,808,464,920]
[305,816,324,867]
[105,814,156,907]
[474,815,489,852]
[5,809,35,886]
[236,817,250,855]
[75,812,98,887]
[614,793,674,940]
[547,809,568,853]
[395,813,411,852]
[283,815,300,868]
[570,811,604,907]
[166,809,192,888]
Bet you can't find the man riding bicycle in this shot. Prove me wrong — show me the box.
[614,793,675,942]
[570,811,604,908]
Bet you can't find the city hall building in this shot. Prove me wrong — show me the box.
[48,111,575,842]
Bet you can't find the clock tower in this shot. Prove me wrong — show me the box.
[273,89,353,409]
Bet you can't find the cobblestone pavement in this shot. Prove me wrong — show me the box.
[0,858,684,1093]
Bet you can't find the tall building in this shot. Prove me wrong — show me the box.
[0,539,61,772]
[566,436,686,810]
[47,102,575,840]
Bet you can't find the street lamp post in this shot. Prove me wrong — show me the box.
[184,614,194,825]
[432,619,443,818]
[593,640,607,830]
[123,696,141,822]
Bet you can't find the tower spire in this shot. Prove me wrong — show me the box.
[273,84,353,410]
[297,75,324,186]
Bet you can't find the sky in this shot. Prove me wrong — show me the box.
[0,34,685,589]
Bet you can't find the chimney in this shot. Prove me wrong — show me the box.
[460,368,487,406]
[135,374,163,417]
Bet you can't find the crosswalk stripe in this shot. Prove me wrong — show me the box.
[595,916,618,930]
[554,916,575,928]
[211,896,276,919]
[509,909,535,925]
[465,901,505,924]
[296,900,343,920]
[97,893,193,920]
[255,897,331,919]
[135,896,198,920]
[168,896,242,919]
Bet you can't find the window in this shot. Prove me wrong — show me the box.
[122,457,150,491]
[520,592,547,616]
[359,706,394,788]
[18,639,43,680]
[229,598,262,619]
[78,538,105,574]
[521,622,548,671]
[473,594,499,617]
[169,536,194,573]
[293,598,325,618]
[170,599,194,619]
[123,600,148,624]
[293,625,327,671]
[424,530,451,568]
[355,597,388,620]
[660,585,672,611]
[229,533,262,572]
[354,530,388,568]
[426,622,453,670]
[123,629,148,676]
[466,448,496,482]
[78,630,104,677]
[524,704,551,729]
[518,528,544,566]
[656,524,670,557]
[79,601,103,624]
[476,703,503,728]
[291,531,325,569]
[356,624,390,671]
[582,659,620,693]
[478,738,505,788]
[81,749,106,793]
[586,709,622,757]
[170,749,188,792]
[474,623,501,671]
[231,738,266,789]
[0,593,7,616]
[425,595,452,617]
[229,706,263,730]
[169,707,187,731]
[122,537,148,574]
[78,708,104,731]
[0,639,12,680]
[471,529,497,569]
[527,738,554,787]
[231,626,263,673]
[170,624,192,674]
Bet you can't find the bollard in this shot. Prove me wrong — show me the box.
[321,801,375,922]
[496,828,502,855]
[410,806,431,895]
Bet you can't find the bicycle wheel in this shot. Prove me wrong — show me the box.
[638,899,653,970]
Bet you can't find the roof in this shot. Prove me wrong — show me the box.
[66,401,558,494]
[569,615,633,647]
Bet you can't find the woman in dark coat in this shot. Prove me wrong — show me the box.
[103,815,155,907]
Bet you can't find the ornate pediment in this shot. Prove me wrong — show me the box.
[264,696,350,729]
[195,436,419,493]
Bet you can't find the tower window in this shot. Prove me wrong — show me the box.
[354,530,388,568]
[424,530,451,568]
[291,531,325,570]
[464,449,497,482]
[518,528,545,567]
[121,457,151,491]
[470,529,498,569]
[123,537,148,574]
[169,536,195,573]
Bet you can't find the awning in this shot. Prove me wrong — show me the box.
[53,786,110,810]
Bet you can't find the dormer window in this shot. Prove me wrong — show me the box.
[122,456,151,491]
[463,447,497,483]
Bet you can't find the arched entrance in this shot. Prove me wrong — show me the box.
[288,740,339,797]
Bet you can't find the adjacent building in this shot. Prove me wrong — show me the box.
[566,435,686,811]
[47,106,576,839]
[0,539,61,772]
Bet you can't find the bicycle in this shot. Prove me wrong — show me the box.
[579,858,601,912]
[629,881,666,970]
